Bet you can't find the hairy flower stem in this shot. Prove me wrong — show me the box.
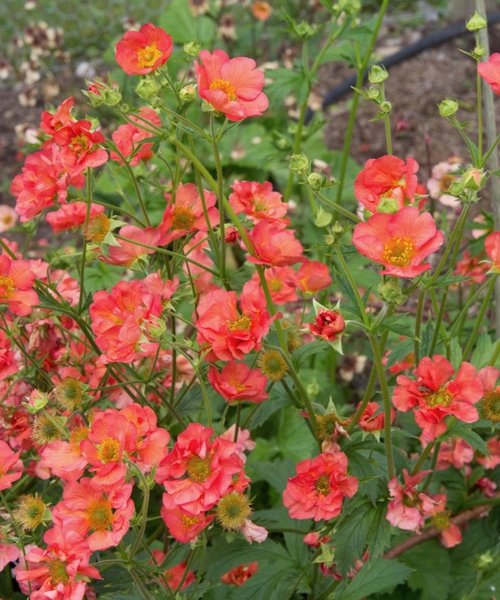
[210,116,227,285]
[411,441,435,475]
[463,276,496,359]
[334,0,389,211]
[130,465,151,557]
[414,289,426,363]
[369,334,395,479]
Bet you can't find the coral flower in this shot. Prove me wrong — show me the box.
[196,49,268,121]
[115,23,173,75]
[195,281,272,361]
[52,478,134,551]
[309,310,345,341]
[229,180,288,221]
[354,155,419,213]
[0,255,39,316]
[46,201,105,233]
[485,231,500,272]
[251,266,299,304]
[104,225,162,267]
[110,107,161,165]
[358,401,395,433]
[429,495,462,548]
[40,96,75,137]
[247,219,304,267]
[386,469,438,533]
[52,120,108,175]
[283,451,358,521]
[352,206,444,278]
[297,259,332,294]
[160,498,214,543]
[0,440,23,490]
[393,355,484,441]
[208,361,268,403]
[221,562,258,586]
[14,527,101,600]
[160,182,219,245]
[478,53,500,95]
[436,438,474,470]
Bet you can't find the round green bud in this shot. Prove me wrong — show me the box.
[466,11,487,32]
[439,98,459,118]
[368,64,388,84]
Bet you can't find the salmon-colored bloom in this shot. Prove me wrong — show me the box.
[103,225,162,267]
[309,310,345,341]
[454,250,488,284]
[37,424,89,482]
[160,498,214,543]
[195,281,272,361]
[52,120,108,175]
[251,1,272,21]
[283,451,358,521]
[52,478,134,551]
[0,255,39,316]
[297,259,332,294]
[436,438,474,470]
[46,201,105,233]
[10,145,85,222]
[247,219,304,267]
[157,423,249,516]
[196,49,268,121]
[358,401,395,433]
[160,183,219,245]
[115,23,173,75]
[40,96,76,137]
[485,231,500,272]
[110,107,161,165]
[208,361,268,403]
[0,205,18,232]
[0,440,23,490]
[393,355,484,442]
[221,562,258,586]
[0,329,17,380]
[14,527,101,599]
[477,437,500,470]
[429,495,462,548]
[229,180,287,221]
[478,53,500,95]
[354,155,419,213]
[352,207,444,278]
[151,550,196,591]
[251,266,298,304]
[386,469,438,533]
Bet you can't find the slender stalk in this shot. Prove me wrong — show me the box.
[414,289,426,363]
[411,441,435,475]
[463,276,495,359]
[210,116,227,284]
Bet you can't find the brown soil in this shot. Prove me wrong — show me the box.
[321,22,500,177]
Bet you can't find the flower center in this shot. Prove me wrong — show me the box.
[382,237,416,267]
[96,437,121,463]
[216,492,252,530]
[315,474,330,496]
[137,43,162,68]
[440,173,455,193]
[227,314,252,331]
[87,498,113,531]
[47,558,70,585]
[431,511,451,530]
[186,455,211,482]
[69,426,89,451]
[209,78,237,101]
[269,277,283,292]
[482,390,500,422]
[181,513,200,527]
[85,214,111,243]
[172,206,195,230]
[425,388,453,408]
[258,349,288,382]
[69,133,91,154]
[0,275,15,299]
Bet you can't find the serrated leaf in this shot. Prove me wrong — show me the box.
[449,337,463,370]
[402,540,452,600]
[440,422,489,455]
[386,338,414,368]
[420,321,435,359]
[292,340,331,366]
[336,558,412,600]
[381,315,416,338]
[470,333,493,369]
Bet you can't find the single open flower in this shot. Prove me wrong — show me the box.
[115,23,173,75]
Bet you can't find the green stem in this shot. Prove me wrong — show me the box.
[429,288,448,355]
[414,289,426,363]
[130,465,151,557]
[334,246,370,327]
[369,334,395,479]
[347,366,377,432]
[412,441,435,475]
[211,116,227,284]
[314,189,362,223]
[463,276,496,359]
[78,169,92,315]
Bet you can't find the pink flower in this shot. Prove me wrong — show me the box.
[426,157,462,209]
[195,281,272,361]
[14,526,101,599]
[429,495,462,548]
[0,255,39,316]
[251,266,298,304]
[303,532,331,547]
[46,201,105,233]
[52,120,108,175]
[386,469,438,533]
[436,438,474,470]
[477,438,500,470]
[160,183,219,245]
[283,451,358,521]
[241,519,268,543]
[37,426,89,482]
[52,478,134,551]
[0,205,18,232]
[478,53,500,95]
[0,542,20,573]
[297,259,332,294]
[115,23,173,75]
[157,423,249,516]
[309,310,345,341]
[196,49,268,121]
[454,250,488,284]
[354,155,419,213]
[110,107,161,165]
[353,207,444,278]
[40,96,76,136]
[247,219,304,267]
[221,562,258,586]
[160,498,214,543]
[0,440,23,490]
[103,225,162,267]
[208,361,268,403]
[476,476,497,497]
[358,401,395,433]
[485,231,500,272]
[229,180,288,221]
[393,355,484,441]
[220,426,256,462]
[151,550,196,592]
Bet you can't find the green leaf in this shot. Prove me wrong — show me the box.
[449,337,463,370]
[420,321,435,358]
[386,338,414,368]
[381,315,416,338]
[158,0,215,44]
[276,405,316,462]
[440,422,489,455]
[336,558,412,600]
[402,539,452,600]
[83,261,122,293]
[471,333,494,369]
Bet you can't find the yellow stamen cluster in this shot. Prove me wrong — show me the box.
[382,237,416,267]
[14,494,49,531]
[209,79,236,101]
[216,492,252,530]
[258,349,288,381]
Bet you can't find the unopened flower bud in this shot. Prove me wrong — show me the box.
[289,153,310,174]
[473,44,486,59]
[379,100,392,114]
[475,551,494,570]
[332,221,344,235]
[366,87,381,101]
[466,11,487,32]
[461,167,485,191]
[294,21,315,40]
[179,83,196,103]
[183,41,201,56]
[135,77,161,100]
[377,196,399,214]
[24,389,49,414]
[368,64,388,84]
[307,172,326,191]
[439,98,459,118]
[378,280,406,305]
